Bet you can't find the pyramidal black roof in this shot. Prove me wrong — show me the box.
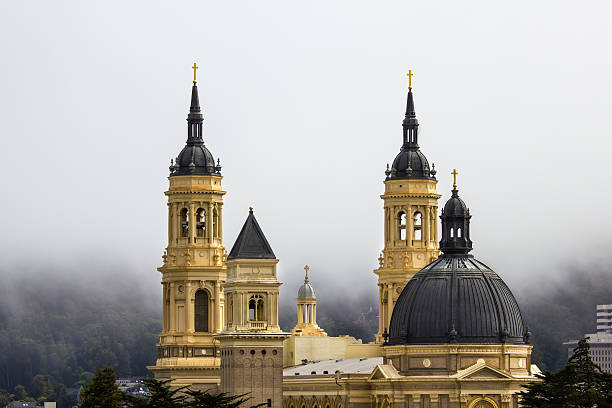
[228,208,276,260]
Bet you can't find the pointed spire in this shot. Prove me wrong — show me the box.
[402,86,419,147]
[228,208,276,260]
[190,83,201,113]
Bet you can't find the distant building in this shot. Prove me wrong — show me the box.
[564,304,612,373]
[6,402,38,408]
[597,304,612,334]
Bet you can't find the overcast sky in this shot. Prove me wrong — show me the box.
[1,1,611,303]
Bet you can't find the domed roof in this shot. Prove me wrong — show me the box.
[390,148,433,180]
[169,83,221,177]
[385,86,436,181]
[387,183,529,346]
[298,281,316,299]
[388,256,529,345]
[297,267,316,299]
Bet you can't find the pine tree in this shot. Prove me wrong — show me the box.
[519,337,612,407]
[79,366,125,408]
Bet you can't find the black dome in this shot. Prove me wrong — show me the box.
[173,143,217,176]
[169,84,221,177]
[388,255,529,345]
[385,87,435,181]
[390,148,434,180]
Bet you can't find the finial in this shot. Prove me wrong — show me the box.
[451,169,458,190]
[249,206,253,213]
[304,265,310,281]
[192,62,198,84]
[407,70,414,89]
[430,163,437,177]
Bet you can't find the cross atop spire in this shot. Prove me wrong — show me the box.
[192,62,198,84]
[407,70,414,89]
[304,265,310,281]
[452,169,458,190]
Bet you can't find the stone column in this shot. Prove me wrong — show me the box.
[167,203,172,245]
[173,203,179,245]
[169,283,176,332]
[407,206,413,246]
[378,284,384,339]
[313,302,317,325]
[218,203,223,240]
[162,283,168,332]
[188,203,195,244]
[214,281,220,332]
[386,284,393,331]
[421,206,431,244]
[186,281,194,333]
[208,202,214,242]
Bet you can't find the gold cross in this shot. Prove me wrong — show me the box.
[304,265,310,280]
[452,169,458,189]
[407,70,414,89]
[192,62,198,84]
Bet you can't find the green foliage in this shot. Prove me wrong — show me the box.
[79,366,125,408]
[185,388,266,408]
[519,338,612,407]
[13,384,28,401]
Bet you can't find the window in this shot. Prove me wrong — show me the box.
[180,208,189,237]
[457,227,462,238]
[249,295,265,321]
[195,290,209,332]
[195,208,206,237]
[413,212,422,240]
[397,211,407,240]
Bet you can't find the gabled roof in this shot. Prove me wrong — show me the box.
[228,209,276,260]
[368,364,401,381]
[452,362,514,380]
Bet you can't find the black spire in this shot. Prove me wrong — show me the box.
[439,171,473,256]
[228,208,276,260]
[169,75,221,177]
[402,87,419,147]
[187,83,204,144]
[386,78,435,181]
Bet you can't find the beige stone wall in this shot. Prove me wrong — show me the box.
[283,336,382,367]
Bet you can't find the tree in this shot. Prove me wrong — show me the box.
[79,366,125,408]
[13,384,30,401]
[125,378,188,408]
[519,337,612,407]
[185,388,265,408]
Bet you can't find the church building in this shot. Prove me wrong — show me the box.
[149,66,539,408]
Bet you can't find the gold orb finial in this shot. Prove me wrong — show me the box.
[249,206,253,212]
[407,69,414,89]
[192,62,198,84]
[451,169,458,189]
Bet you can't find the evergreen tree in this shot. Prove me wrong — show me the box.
[519,337,612,407]
[185,388,265,408]
[79,366,125,408]
[125,378,188,408]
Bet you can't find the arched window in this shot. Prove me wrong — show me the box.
[450,227,454,238]
[180,208,189,237]
[397,211,407,240]
[195,290,209,332]
[249,295,265,321]
[413,211,422,240]
[195,208,206,237]
[457,227,462,238]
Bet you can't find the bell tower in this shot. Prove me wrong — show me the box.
[216,208,289,408]
[149,65,226,391]
[374,74,441,343]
